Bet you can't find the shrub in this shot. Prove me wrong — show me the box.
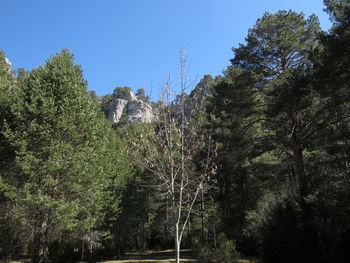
[215,233,239,263]
[193,234,239,263]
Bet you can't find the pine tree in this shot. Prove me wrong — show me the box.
[3,50,125,263]
[0,50,24,261]
[231,10,321,211]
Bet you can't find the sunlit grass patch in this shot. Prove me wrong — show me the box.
[8,260,31,263]
[101,260,195,263]
[100,259,197,263]
[237,259,261,263]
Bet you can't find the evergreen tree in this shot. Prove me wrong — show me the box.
[100,93,114,118]
[3,50,126,263]
[207,67,268,254]
[136,88,150,102]
[210,10,323,261]
[0,50,25,262]
[231,9,321,213]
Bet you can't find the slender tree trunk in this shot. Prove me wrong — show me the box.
[290,135,313,230]
[291,134,320,259]
[290,136,307,202]
[201,190,204,241]
[89,230,93,256]
[175,222,180,263]
[32,218,50,263]
[213,227,217,249]
[336,109,350,183]
[142,218,145,250]
[165,199,169,237]
[81,238,85,261]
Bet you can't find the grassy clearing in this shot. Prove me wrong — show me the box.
[126,249,192,256]
[236,259,261,263]
[100,249,197,263]
[100,259,197,263]
[98,250,260,263]
[6,250,258,263]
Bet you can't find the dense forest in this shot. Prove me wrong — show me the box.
[1,1,350,263]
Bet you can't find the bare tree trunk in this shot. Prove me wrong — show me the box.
[175,222,180,263]
[81,237,85,261]
[32,218,50,263]
[177,48,186,263]
[201,189,204,241]
[165,199,169,237]
[290,135,307,204]
[213,227,217,249]
[89,230,93,256]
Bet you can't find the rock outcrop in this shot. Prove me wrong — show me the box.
[5,57,12,71]
[107,75,213,124]
[187,74,213,116]
[108,90,154,123]
[172,75,214,119]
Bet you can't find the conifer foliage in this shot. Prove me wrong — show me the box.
[1,50,128,263]
[2,2,350,263]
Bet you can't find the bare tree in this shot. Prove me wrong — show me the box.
[133,50,214,263]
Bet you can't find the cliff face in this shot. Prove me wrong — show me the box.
[187,75,213,115]
[5,57,12,72]
[172,75,214,119]
[107,75,213,124]
[108,90,154,123]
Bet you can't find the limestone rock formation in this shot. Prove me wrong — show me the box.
[172,75,214,119]
[108,90,154,123]
[107,76,212,124]
[187,74,213,115]
[5,57,12,70]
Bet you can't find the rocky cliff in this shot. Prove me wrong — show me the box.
[108,90,154,123]
[107,75,213,124]
[171,75,214,119]
[186,74,213,116]
[5,57,12,71]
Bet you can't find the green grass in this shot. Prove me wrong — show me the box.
[98,250,260,263]
[100,259,197,263]
[99,249,197,263]
[7,260,30,263]
[237,259,261,263]
[6,250,259,263]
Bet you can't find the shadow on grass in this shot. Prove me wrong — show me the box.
[99,249,197,263]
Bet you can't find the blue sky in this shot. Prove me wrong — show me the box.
[2,0,332,99]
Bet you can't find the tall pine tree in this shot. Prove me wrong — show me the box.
[4,50,125,263]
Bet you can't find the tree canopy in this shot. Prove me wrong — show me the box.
[1,3,350,263]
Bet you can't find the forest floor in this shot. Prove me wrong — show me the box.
[99,249,196,263]
[8,249,258,263]
[98,249,259,263]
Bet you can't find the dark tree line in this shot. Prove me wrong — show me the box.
[204,1,350,262]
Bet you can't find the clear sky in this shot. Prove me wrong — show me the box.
[2,0,332,99]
